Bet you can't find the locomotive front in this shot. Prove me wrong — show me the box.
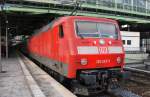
[67,17,125,94]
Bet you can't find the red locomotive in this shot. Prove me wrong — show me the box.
[27,16,125,95]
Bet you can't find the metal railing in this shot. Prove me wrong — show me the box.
[124,47,149,64]
[3,0,150,20]
[9,0,150,15]
[82,0,150,14]
[124,47,147,54]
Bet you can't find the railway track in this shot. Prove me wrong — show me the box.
[78,88,141,97]
[20,52,141,97]
[123,66,150,97]
[124,66,150,85]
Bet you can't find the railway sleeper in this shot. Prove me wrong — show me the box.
[108,88,141,97]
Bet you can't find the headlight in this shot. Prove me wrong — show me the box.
[99,39,105,45]
[81,58,88,65]
[117,57,121,64]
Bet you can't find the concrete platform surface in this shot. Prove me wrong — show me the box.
[125,53,149,64]
[0,53,46,97]
[21,54,77,97]
[0,52,76,97]
[0,54,33,97]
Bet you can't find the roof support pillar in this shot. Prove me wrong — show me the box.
[5,16,8,58]
[0,14,2,73]
[0,0,6,73]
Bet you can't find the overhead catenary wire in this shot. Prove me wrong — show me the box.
[57,0,84,16]
[70,0,84,16]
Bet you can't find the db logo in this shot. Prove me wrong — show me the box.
[99,47,108,54]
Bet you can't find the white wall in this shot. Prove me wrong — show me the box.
[120,31,140,51]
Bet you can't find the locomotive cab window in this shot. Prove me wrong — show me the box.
[76,21,118,39]
[59,25,64,38]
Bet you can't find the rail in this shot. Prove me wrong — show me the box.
[124,66,150,75]
[124,64,150,86]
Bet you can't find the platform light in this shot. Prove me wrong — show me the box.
[121,25,129,28]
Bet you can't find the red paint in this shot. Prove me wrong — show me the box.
[28,16,125,79]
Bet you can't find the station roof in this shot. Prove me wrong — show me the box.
[1,0,150,24]
[0,1,150,36]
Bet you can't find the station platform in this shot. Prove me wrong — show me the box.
[0,52,76,97]
[125,53,149,64]
[0,54,33,97]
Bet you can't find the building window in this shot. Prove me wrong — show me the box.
[127,40,131,45]
[122,40,125,45]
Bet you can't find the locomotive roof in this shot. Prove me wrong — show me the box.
[31,16,117,37]
[59,16,117,24]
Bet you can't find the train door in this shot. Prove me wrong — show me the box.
[52,24,65,75]
[53,24,64,61]
[58,24,65,77]
[58,24,64,62]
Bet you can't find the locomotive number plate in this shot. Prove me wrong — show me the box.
[96,59,111,64]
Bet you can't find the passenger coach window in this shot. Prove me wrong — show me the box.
[59,25,64,38]
[76,21,118,39]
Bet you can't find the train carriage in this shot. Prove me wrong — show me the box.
[27,16,125,95]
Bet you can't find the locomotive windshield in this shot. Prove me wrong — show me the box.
[76,21,118,39]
